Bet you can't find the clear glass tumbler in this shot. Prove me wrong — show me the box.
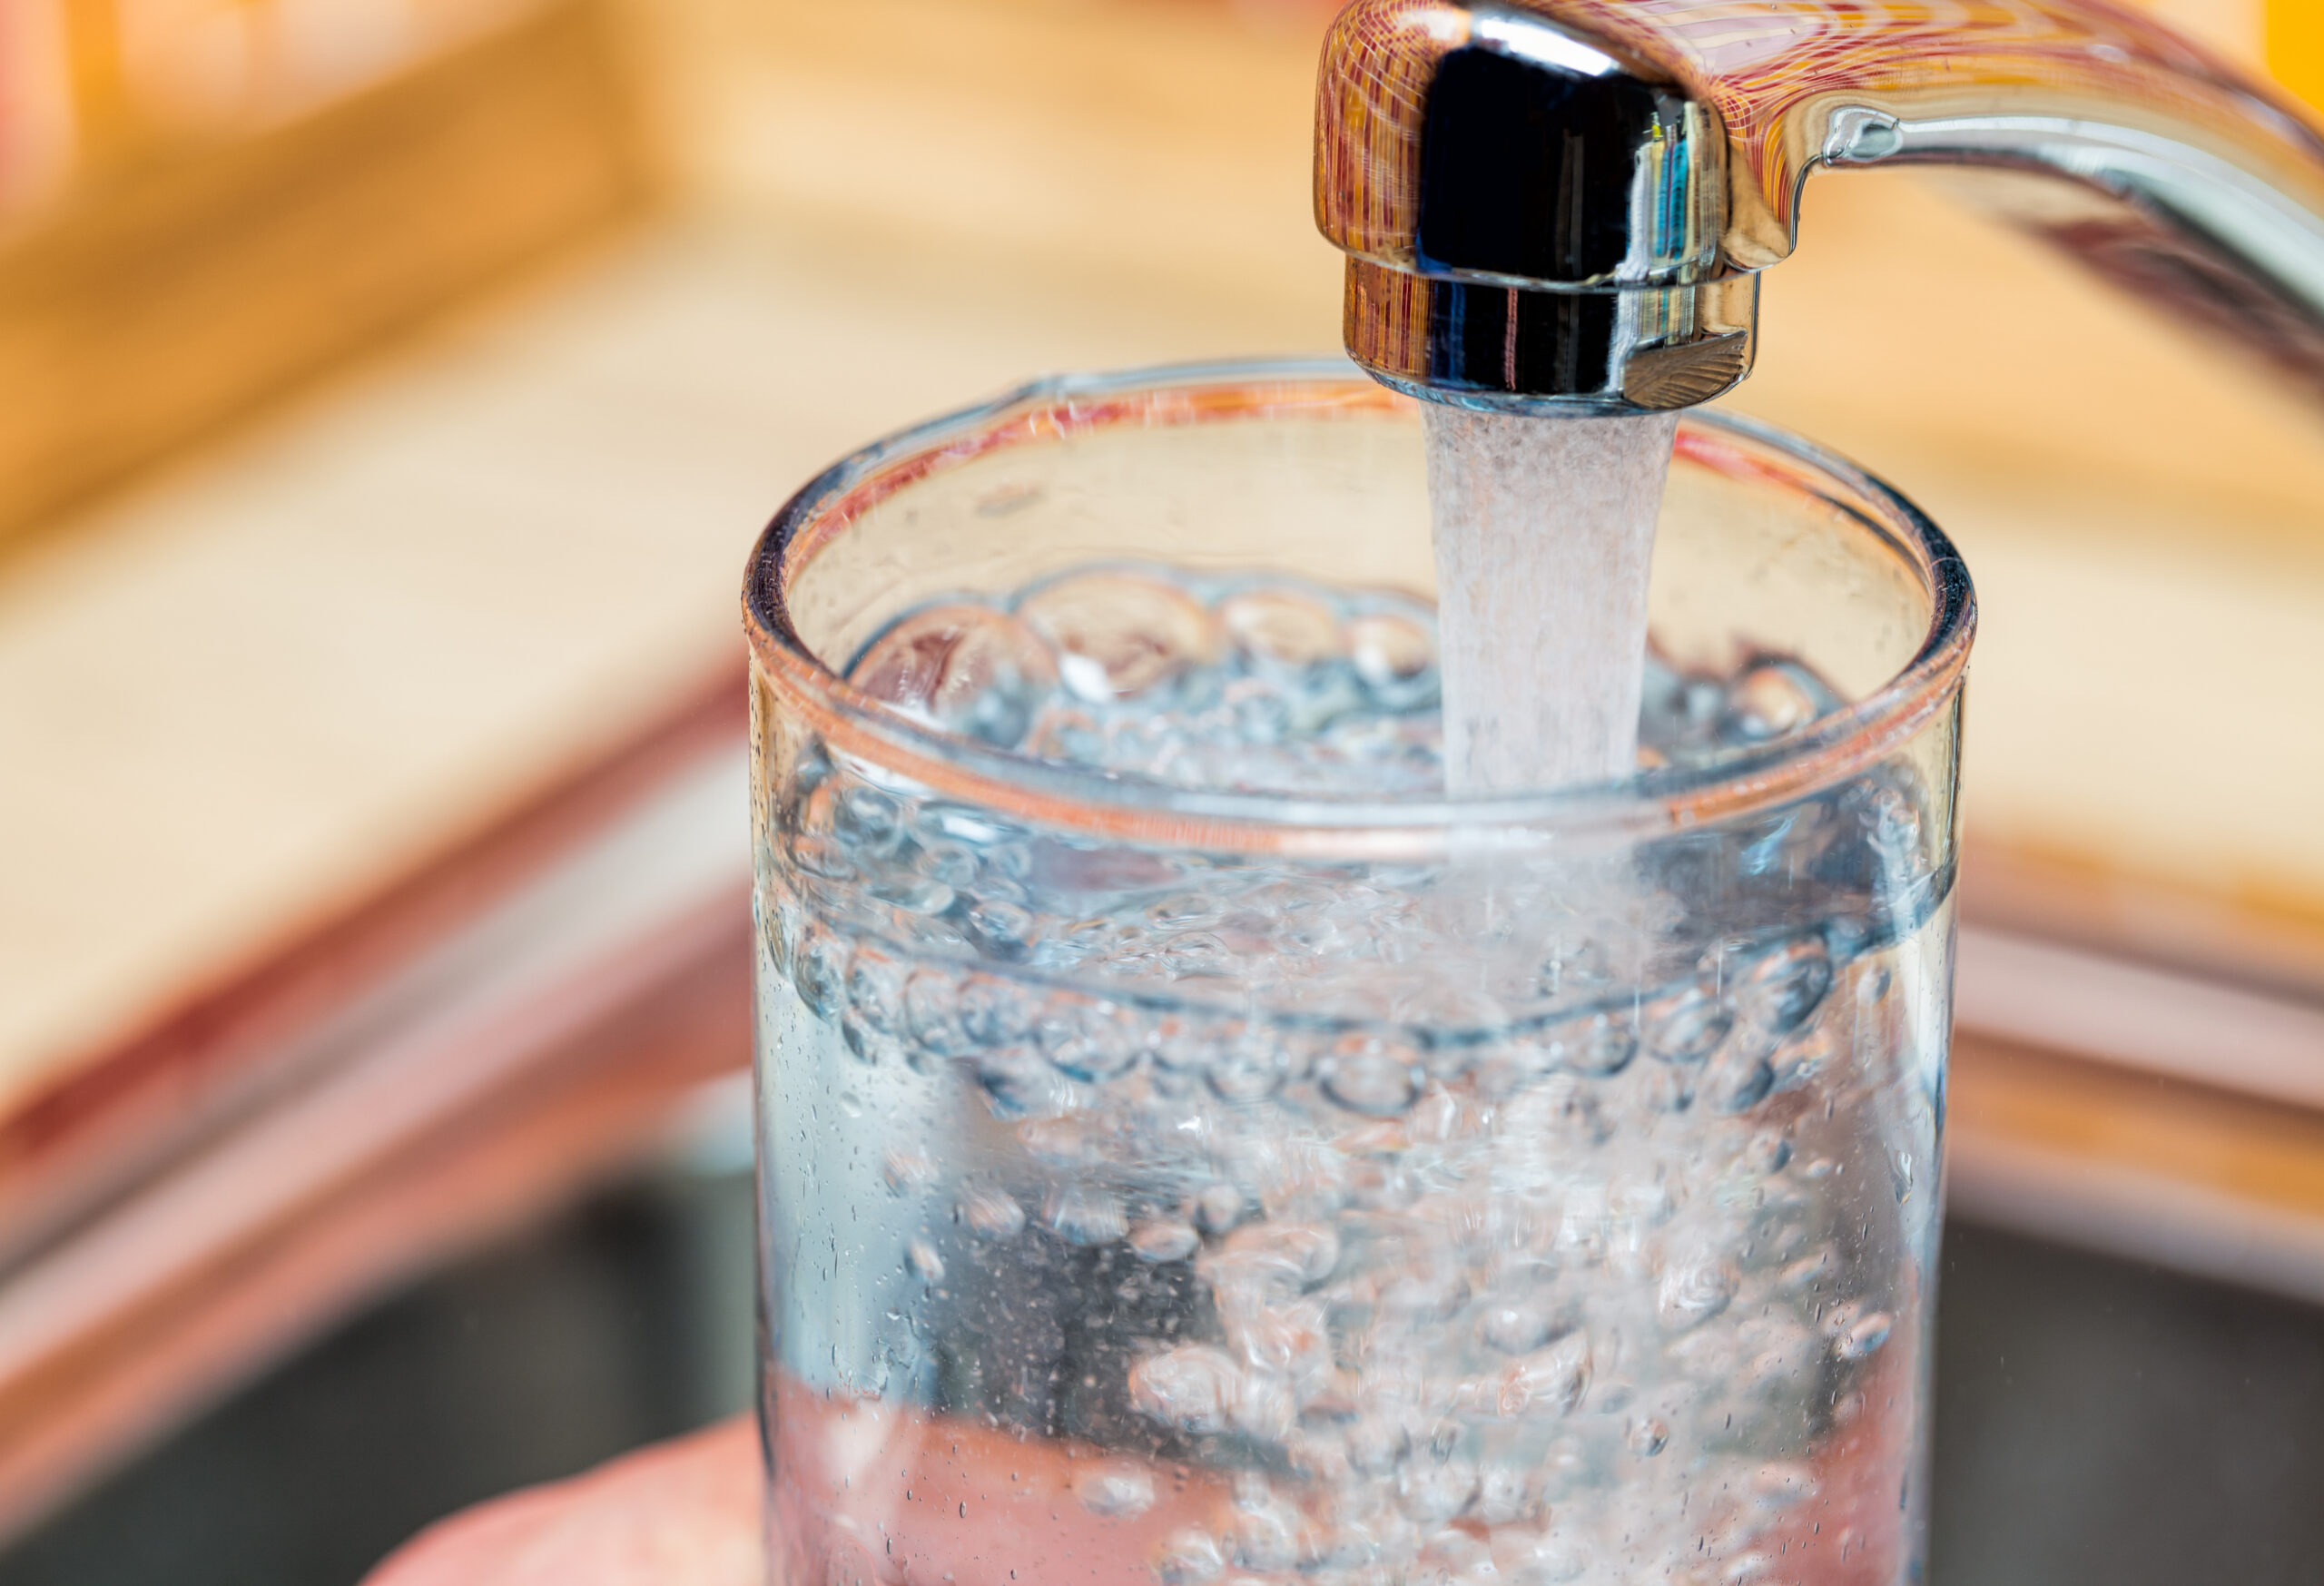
[745,362,1973,1586]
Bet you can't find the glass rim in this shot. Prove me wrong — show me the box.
[743,358,1975,855]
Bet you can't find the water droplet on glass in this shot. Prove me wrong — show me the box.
[905,1237,945,1283]
[1750,1462,1819,1507]
[1777,1246,1834,1295]
[1629,1415,1671,1457]
[1836,1310,1894,1361]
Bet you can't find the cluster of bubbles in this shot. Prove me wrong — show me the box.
[841,565,1849,798]
[760,566,1947,1586]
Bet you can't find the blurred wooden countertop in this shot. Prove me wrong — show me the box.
[9,0,2322,1091]
[5,0,2324,1531]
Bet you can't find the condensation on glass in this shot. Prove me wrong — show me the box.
[744,362,1974,1586]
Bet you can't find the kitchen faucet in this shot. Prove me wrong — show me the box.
[1315,0,2324,413]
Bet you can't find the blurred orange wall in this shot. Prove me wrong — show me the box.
[2272,0,2324,112]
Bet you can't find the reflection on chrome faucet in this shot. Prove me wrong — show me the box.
[1315,0,2324,411]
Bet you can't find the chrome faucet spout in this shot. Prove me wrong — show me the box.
[1316,0,2324,413]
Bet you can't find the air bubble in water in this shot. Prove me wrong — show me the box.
[1150,1529,1226,1586]
[1130,1217,1201,1263]
[1742,1129,1793,1176]
[1497,1334,1591,1419]
[1019,1117,1098,1167]
[1215,1222,1342,1289]
[1346,611,1437,708]
[847,949,908,1032]
[1702,1039,1776,1114]
[1478,1299,1566,1356]
[1129,1345,1241,1435]
[849,603,1059,748]
[1206,1037,1285,1104]
[882,1146,938,1194]
[1322,1036,1421,1116]
[1658,1254,1739,1331]
[1219,587,1343,668]
[1646,982,1732,1065]
[1226,1480,1306,1570]
[1741,937,1835,1033]
[1074,1463,1157,1520]
[1344,1416,1411,1475]
[1549,1011,1639,1078]
[1472,1466,1532,1526]
[967,899,1037,957]
[902,969,969,1056]
[1494,1532,1587,1585]
[1019,571,1221,701]
[1193,1182,1246,1235]
[977,1044,1064,1117]
[793,927,852,1020]
[1398,1458,1480,1523]
[960,1188,1027,1240]
[1047,1183,1128,1246]
[1722,659,1832,742]
[1040,1002,1143,1080]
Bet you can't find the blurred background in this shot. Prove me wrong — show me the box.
[3,0,2324,1581]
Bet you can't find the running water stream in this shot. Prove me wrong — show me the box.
[1423,407,1682,793]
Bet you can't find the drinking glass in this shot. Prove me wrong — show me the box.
[745,361,1973,1586]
